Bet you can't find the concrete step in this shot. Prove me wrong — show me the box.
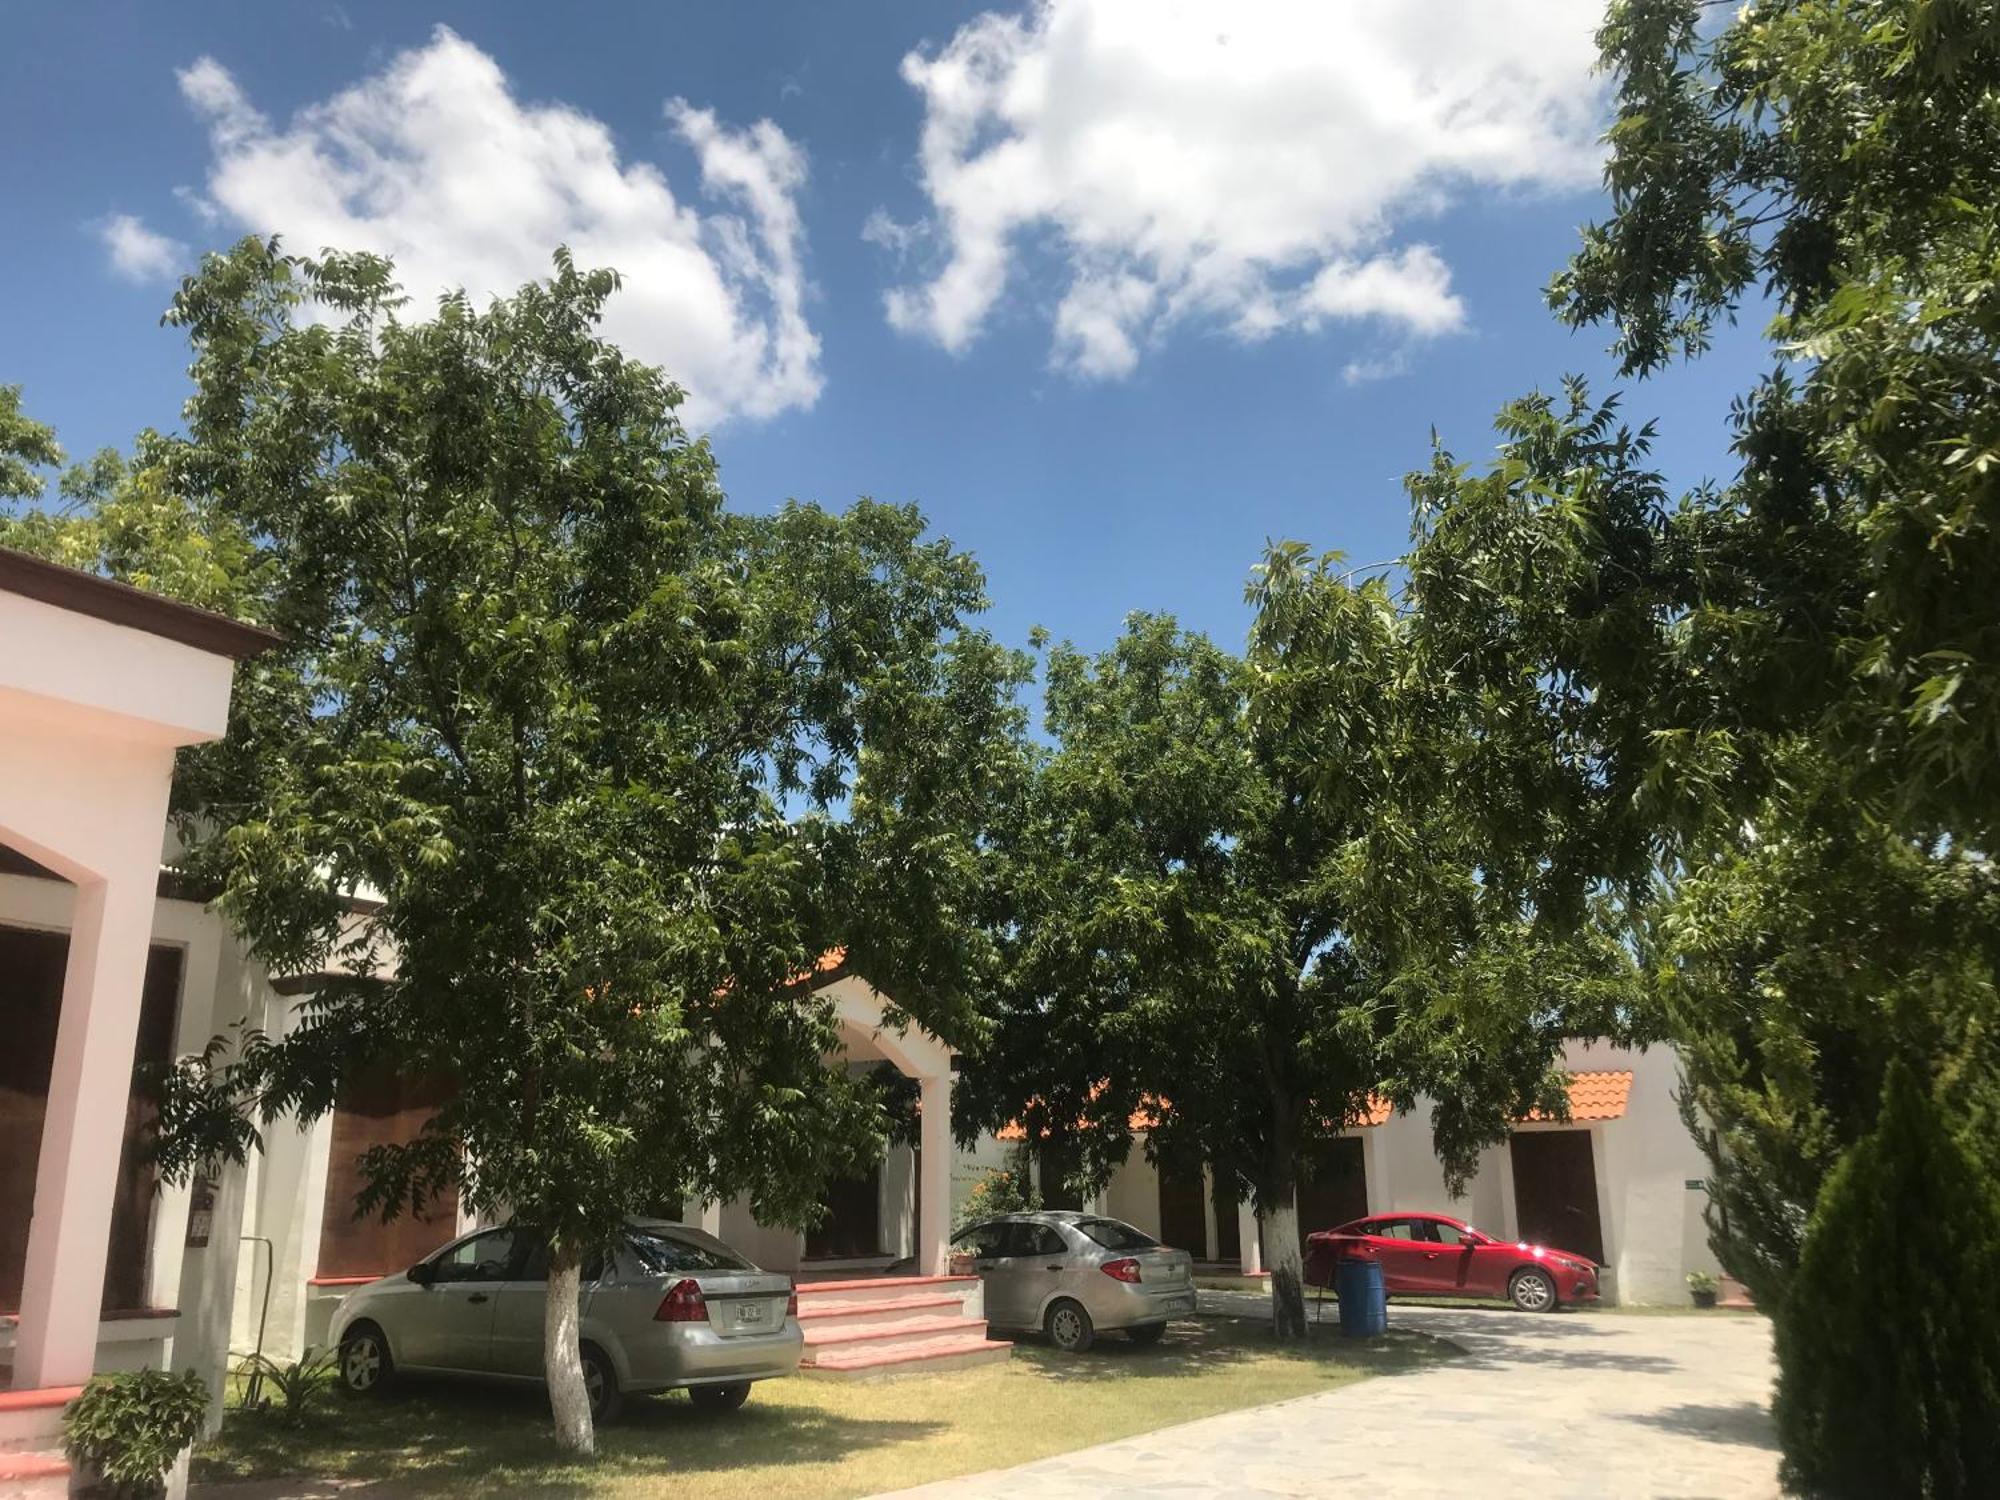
[0,1390,77,1455]
[794,1292,971,1329]
[802,1314,989,1361]
[0,1451,70,1500]
[802,1332,1012,1379]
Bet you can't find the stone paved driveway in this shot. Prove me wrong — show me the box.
[876,1296,1779,1500]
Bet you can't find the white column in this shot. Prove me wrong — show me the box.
[1238,1200,1263,1275]
[918,1074,952,1276]
[14,870,159,1388]
[697,1200,723,1238]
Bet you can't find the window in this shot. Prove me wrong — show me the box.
[1372,1220,1419,1241]
[951,1222,1010,1259]
[1074,1218,1157,1251]
[516,1237,610,1283]
[1430,1222,1468,1246]
[429,1229,519,1284]
[997,1221,1067,1258]
[620,1227,751,1276]
[1026,1224,1069,1257]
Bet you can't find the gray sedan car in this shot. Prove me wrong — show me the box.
[329,1218,801,1419]
[953,1211,1196,1351]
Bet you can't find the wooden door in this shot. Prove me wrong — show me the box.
[1510,1130,1606,1264]
[1157,1163,1208,1257]
[1295,1136,1369,1248]
[317,1063,460,1278]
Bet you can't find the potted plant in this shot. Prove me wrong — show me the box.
[1686,1270,1721,1309]
[62,1369,209,1499]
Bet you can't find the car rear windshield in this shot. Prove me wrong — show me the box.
[1074,1218,1158,1251]
[621,1228,753,1274]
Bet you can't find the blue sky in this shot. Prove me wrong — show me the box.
[1,0,1771,660]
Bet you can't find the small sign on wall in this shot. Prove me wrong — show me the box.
[1684,1179,1707,1191]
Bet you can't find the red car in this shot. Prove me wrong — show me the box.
[1304,1211,1600,1312]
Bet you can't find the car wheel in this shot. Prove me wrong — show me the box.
[1510,1267,1557,1313]
[1126,1323,1166,1346]
[339,1323,394,1398]
[581,1343,623,1423]
[689,1382,752,1412]
[1045,1298,1095,1353]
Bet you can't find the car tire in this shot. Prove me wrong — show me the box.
[1045,1298,1095,1353]
[689,1382,752,1413]
[1125,1323,1166,1346]
[581,1343,623,1423]
[338,1322,394,1398]
[1509,1266,1558,1313]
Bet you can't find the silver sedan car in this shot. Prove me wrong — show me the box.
[329,1218,802,1420]
[953,1211,1196,1351]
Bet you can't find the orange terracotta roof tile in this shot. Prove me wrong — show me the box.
[1522,1070,1633,1124]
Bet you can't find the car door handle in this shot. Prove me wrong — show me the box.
[1045,1265,1064,1271]
[1423,1253,1440,1260]
[466,1292,490,1304]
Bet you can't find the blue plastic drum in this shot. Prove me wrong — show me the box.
[1334,1255,1388,1337]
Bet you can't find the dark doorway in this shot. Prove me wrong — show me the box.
[1295,1136,1368,1248]
[1036,1139,1086,1210]
[1510,1130,1606,1264]
[1157,1162,1208,1257]
[1211,1173,1242,1262]
[806,1161,883,1259]
[0,922,182,1315]
[316,1062,461,1278]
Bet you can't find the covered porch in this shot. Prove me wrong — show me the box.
[0,547,271,1485]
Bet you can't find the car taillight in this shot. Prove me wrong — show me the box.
[786,1289,799,1318]
[654,1278,708,1322]
[1101,1257,1142,1284]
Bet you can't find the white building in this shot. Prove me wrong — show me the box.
[1056,1040,1723,1305]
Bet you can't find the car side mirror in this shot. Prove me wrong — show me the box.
[407,1262,436,1287]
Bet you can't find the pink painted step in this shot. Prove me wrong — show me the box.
[805,1332,1012,1377]
[803,1313,988,1358]
[794,1274,979,1296]
[795,1292,969,1326]
[0,1451,70,1500]
[0,1390,79,1456]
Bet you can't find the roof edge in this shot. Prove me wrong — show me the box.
[0,545,281,660]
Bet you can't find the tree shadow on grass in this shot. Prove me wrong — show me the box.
[999,1313,1457,1387]
[194,1377,947,1500]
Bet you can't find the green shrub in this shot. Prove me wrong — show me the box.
[1685,1270,1719,1297]
[954,1167,1041,1229]
[235,1349,336,1423]
[62,1369,209,1498]
[1774,1064,2000,1498]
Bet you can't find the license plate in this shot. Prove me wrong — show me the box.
[738,1302,766,1325]
[1162,1294,1193,1313]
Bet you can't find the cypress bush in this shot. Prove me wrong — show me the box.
[1773,1063,2000,1497]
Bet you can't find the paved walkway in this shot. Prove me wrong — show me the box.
[877,1296,1779,1500]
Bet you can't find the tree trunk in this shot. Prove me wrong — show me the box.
[544,1243,594,1456]
[1265,1182,1308,1340]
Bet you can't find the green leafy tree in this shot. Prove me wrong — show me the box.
[43,238,1025,1455]
[0,384,64,500]
[1394,0,2000,1479]
[1773,1063,2000,1498]
[964,604,1642,1337]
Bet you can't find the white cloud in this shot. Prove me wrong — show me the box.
[880,0,1605,378]
[176,28,820,426]
[99,213,187,281]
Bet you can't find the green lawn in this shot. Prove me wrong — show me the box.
[194,1316,1450,1499]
